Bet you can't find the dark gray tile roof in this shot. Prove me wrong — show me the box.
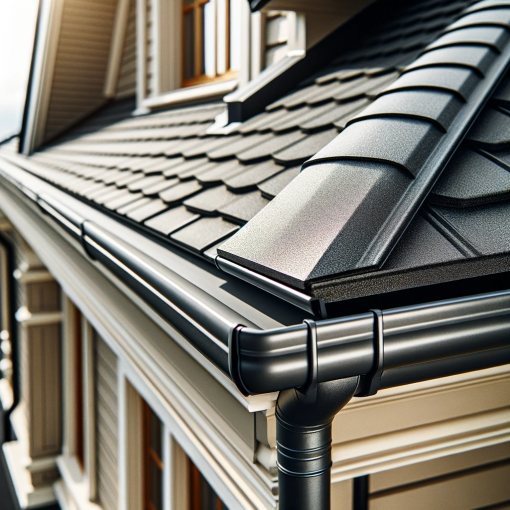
[11,0,509,304]
[220,0,510,293]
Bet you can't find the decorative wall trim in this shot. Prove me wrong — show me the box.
[104,0,132,98]
[55,458,102,510]
[3,441,56,509]
[141,79,238,111]
[21,0,64,154]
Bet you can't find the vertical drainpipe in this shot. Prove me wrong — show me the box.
[275,377,360,510]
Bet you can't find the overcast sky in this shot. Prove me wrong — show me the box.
[0,0,39,141]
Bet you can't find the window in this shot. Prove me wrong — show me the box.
[182,0,241,87]
[189,458,228,510]
[144,400,164,510]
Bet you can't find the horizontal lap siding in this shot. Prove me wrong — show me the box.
[370,459,510,510]
[44,0,118,143]
[116,0,136,98]
[95,335,118,510]
[146,0,155,96]
[265,12,289,68]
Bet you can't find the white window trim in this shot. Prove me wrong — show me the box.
[118,374,143,510]
[117,360,263,510]
[59,298,99,510]
[83,319,97,501]
[136,0,254,112]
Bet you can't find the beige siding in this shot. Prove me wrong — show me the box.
[116,0,137,98]
[95,335,119,510]
[28,323,62,459]
[44,0,118,143]
[265,12,290,68]
[370,459,510,510]
[146,0,155,96]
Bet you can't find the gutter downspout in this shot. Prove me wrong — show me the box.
[1,168,510,508]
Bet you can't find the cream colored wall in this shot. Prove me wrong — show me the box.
[43,0,119,143]
[116,0,137,98]
[94,335,119,510]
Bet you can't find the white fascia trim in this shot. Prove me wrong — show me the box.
[141,80,238,110]
[104,0,131,98]
[3,441,57,510]
[22,0,64,155]
[56,456,101,510]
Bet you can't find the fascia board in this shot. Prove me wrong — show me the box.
[22,0,64,155]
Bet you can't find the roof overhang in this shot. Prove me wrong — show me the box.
[0,152,509,399]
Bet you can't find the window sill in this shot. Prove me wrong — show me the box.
[56,455,100,510]
[139,79,238,112]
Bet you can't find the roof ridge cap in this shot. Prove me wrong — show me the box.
[218,0,510,289]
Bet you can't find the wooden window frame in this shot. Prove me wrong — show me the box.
[181,0,238,88]
[189,458,226,510]
[137,0,248,111]
[57,298,99,509]
[143,400,164,510]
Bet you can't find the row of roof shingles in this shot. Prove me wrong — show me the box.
[218,0,509,289]
[313,61,510,296]
[29,0,476,263]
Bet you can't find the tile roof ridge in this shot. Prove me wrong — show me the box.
[218,0,510,290]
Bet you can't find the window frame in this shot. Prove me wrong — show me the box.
[180,0,239,88]
[143,400,164,510]
[59,299,99,508]
[136,0,248,112]
[118,362,237,510]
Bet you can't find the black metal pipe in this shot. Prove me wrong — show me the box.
[353,476,369,510]
[276,377,359,510]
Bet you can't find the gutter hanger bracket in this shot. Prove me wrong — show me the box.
[356,309,384,397]
[296,319,319,404]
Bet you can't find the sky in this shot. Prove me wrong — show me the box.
[0,0,39,142]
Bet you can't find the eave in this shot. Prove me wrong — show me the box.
[0,154,509,401]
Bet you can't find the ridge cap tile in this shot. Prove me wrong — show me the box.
[307,117,443,177]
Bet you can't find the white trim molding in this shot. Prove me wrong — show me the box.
[141,79,238,110]
[104,0,132,98]
[21,0,64,154]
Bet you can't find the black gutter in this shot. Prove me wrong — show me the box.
[1,164,509,509]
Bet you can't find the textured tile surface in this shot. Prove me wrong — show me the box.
[13,0,509,304]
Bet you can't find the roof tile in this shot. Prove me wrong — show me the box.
[144,205,199,235]
[308,117,443,176]
[171,217,239,252]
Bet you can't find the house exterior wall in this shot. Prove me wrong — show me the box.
[116,0,137,99]
[43,0,119,143]
[95,336,119,510]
